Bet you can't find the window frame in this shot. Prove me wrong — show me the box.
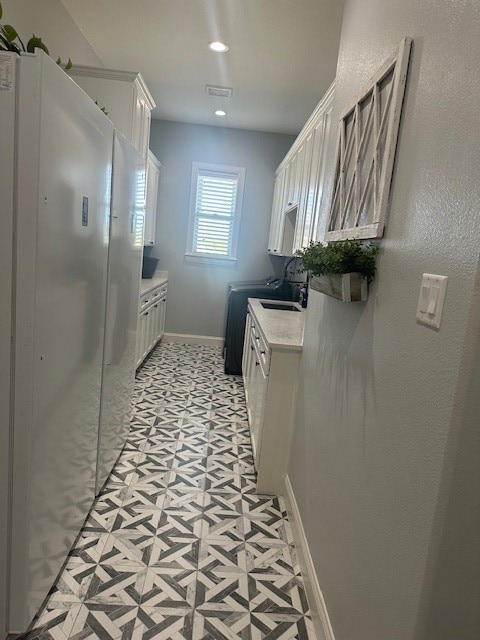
[185,161,246,265]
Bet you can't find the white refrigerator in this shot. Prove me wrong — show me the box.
[0,51,114,632]
[96,131,145,493]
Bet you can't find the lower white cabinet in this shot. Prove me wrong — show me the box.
[136,281,167,368]
[243,300,303,495]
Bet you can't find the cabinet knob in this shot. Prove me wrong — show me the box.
[250,345,254,351]
[261,350,266,355]
[145,312,149,316]
[255,361,259,366]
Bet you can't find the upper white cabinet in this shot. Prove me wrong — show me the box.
[268,82,334,256]
[144,151,161,246]
[68,65,156,160]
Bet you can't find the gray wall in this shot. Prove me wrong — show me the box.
[149,120,294,337]
[1,0,102,66]
[288,2,480,640]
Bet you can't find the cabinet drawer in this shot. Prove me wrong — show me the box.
[140,283,168,311]
[251,324,270,374]
[140,294,151,311]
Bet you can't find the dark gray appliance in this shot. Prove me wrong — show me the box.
[224,278,293,375]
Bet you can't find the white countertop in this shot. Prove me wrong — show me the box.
[140,270,168,295]
[248,298,305,351]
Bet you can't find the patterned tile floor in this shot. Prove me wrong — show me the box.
[23,343,315,640]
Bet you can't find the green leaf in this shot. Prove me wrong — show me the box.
[56,56,61,65]
[0,32,20,53]
[26,35,49,54]
[2,24,19,43]
[64,57,72,70]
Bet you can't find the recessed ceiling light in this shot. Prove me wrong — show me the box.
[209,41,229,53]
[215,110,227,117]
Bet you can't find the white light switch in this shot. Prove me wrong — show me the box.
[416,274,448,329]
[419,285,430,313]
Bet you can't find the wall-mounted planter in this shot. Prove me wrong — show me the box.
[310,273,368,302]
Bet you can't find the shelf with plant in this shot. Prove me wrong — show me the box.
[296,239,379,302]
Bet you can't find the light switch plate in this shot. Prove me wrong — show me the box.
[416,274,448,329]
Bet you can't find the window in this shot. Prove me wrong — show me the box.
[186,162,246,264]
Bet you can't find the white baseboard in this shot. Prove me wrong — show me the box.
[162,332,224,347]
[283,475,335,640]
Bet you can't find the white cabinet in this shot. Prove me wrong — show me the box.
[268,82,334,256]
[267,170,286,254]
[293,130,315,252]
[136,281,167,368]
[144,151,161,246]
[68,65,156,160]
[301,99,333,247]
[243,301,303,495]
[285,151,299,210]
[132,83,153,161]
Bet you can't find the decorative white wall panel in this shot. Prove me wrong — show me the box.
[326,37,412,240]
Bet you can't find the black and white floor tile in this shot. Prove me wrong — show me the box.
[21,343,315,640]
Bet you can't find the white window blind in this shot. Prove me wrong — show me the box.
[187,162,246,263]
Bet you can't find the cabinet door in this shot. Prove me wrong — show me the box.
[150,303,159,345]
[292,145,304,208]
[131,83,151,160]
[268,170,286,254]
[308,102,333,244]
[293,132,315,252]
[136,311,147,367]
[153,297,165,343]
[159,296,167,339]
[144,152,160,246]
[141,310,150,358]
[245,337,257,424]
[242,312,252,380]
[148,306,157,353]
[284,156,296,210]
[251,357,268,468]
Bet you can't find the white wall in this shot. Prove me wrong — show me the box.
[288,2,480,640]
[1,0,102,66]
[149,120,294,338]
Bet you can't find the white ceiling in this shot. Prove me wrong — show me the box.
[61,0,344,135]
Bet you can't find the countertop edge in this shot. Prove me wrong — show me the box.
[140,270,169,295]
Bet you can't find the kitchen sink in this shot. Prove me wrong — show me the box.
[260,301,301,312]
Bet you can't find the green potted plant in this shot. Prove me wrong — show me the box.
[0,3,72,69]
[296,239,379,302]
